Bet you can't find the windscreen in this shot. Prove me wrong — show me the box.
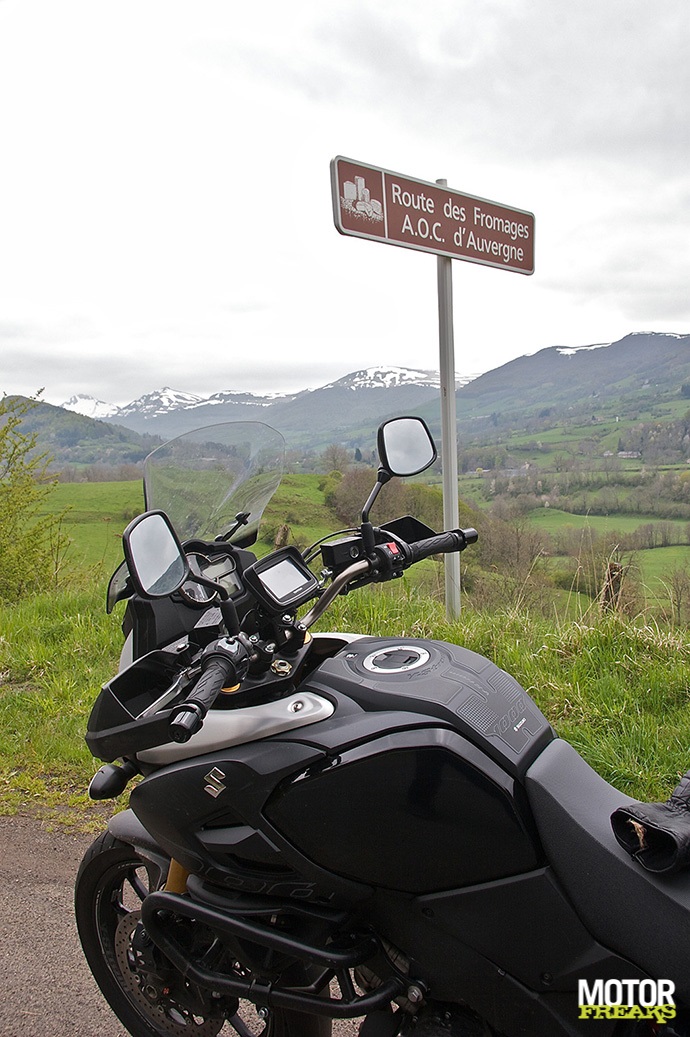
[143,422,285,546]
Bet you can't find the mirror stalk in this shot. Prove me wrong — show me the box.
[216,511,251,543]
[191,572,240,635]
[361,470,391,554]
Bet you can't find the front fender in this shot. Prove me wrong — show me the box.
[108,808,170,874]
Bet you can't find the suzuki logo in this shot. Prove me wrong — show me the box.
[203,767,226,799]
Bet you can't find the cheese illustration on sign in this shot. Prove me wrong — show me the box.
[340,174,384,224]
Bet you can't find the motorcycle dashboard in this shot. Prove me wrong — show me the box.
[243,547,320,614]
[179,551,243,606]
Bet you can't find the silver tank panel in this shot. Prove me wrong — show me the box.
[136,691,334,765]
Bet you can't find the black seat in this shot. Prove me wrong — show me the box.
[525,738,690,1003]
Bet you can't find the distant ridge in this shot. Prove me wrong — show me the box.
[49,332,690,453]
[455,332,690,408]
[60,366,474,445]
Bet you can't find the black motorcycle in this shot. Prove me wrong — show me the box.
[75,417,690,1037]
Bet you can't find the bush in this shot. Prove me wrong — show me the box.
[0,395,68,599]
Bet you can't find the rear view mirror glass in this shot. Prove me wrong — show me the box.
[377,417,437,477]
[122,511,189,599]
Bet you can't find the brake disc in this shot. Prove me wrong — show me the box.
[114,910,223,1037]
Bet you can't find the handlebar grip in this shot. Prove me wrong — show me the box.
[407,527,478,565]
[190,656,237,712]
[169,638,251,743]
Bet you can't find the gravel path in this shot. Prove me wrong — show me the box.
[0,815,360,1037]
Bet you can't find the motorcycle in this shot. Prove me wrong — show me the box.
[75,417,690,1037]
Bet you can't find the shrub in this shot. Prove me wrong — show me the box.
[0,395,68,599]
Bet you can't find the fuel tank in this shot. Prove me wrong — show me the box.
[131,638,553,896]
[299,636,554,777]
[264,638,552,893]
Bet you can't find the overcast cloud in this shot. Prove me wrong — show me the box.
[0,0,688,406]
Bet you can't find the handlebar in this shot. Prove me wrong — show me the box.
[301,558,371,630]
[406,527,478,564]
[302,526,478,630]
[193,655,239,709]
[169,526,479,738]
[169,636,252,743]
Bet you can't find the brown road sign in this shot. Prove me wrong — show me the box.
[331,156,535,275]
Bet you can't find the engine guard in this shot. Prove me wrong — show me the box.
[140,888,405,1019]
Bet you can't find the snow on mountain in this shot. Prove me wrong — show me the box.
[324,367,442,391]
[555,332,687,359]
[60,394,121,419]
[555,342,610,358]
[324,366,479,391]
[189,389,292,409]
[60,368,476,425]
[118,387,204,417]
[628,330,687,340]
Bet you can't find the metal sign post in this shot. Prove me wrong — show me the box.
[436,181,461,618]
[330,157,535,617]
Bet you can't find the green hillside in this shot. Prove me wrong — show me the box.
[10,396,158,468]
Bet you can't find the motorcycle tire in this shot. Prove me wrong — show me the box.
[75,830,331,1037]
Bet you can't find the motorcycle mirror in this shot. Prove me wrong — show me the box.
[377,417,437,477]
[122,510,190,599]
[361,417,439,542]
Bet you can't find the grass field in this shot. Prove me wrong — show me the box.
[39,480,145,578]
[524,508,690,608]
[527,509,686,536]
[35,476,690,606]
[38,475,342,579]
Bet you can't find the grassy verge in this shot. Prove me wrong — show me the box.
[3,581,690,828]
[0,588,122,828]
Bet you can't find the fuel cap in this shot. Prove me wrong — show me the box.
[362,645,430,674]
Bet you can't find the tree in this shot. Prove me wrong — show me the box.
[320,444,351,474]
[330,468,407,526]
[667,566,690,627]
[0,395,68,599]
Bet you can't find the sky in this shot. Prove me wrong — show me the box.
[1,0,689,407]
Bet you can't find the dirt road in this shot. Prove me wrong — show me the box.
[0,815,360,1037]
[0,815,128,1037]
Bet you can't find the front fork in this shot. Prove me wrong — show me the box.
[164,858,190,894]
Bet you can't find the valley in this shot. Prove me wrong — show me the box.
[12,329,690,621]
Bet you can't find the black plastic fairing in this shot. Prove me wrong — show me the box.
[413,866,645,993]
[265,726,542,893]
[128,725,391,902]
[86,646,193,761]
[130,737,328,889]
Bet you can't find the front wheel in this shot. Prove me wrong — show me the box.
[75,831,331,1037]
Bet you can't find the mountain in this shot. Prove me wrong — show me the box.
[48,334,690,460]
[62,367,452,446]
[117,388,205,420]
[454,333,690,416]
[61,394,120,420]
[323,367,440,390]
